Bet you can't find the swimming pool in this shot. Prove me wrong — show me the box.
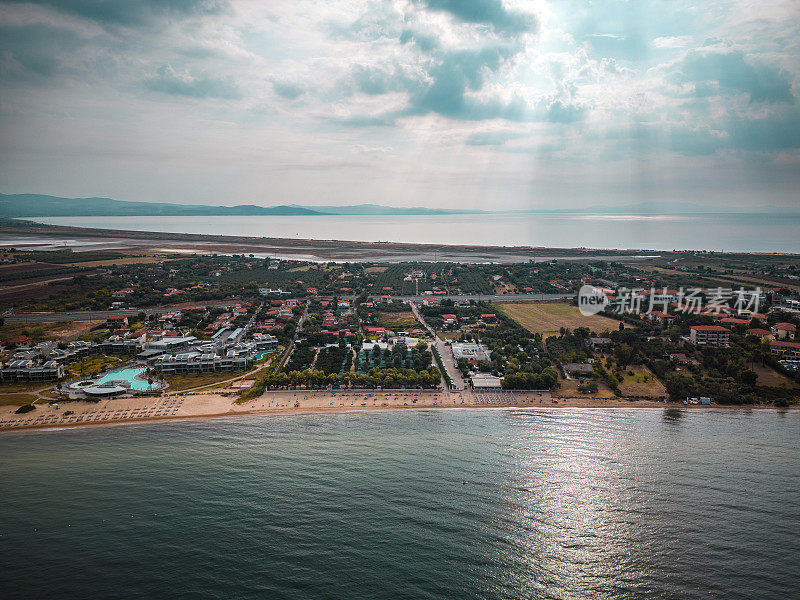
[70,367,160,392]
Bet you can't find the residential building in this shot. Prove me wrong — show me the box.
[746,328,773,340]
[563,363,594,378]
[252,334,279,352]
[585,337,613,351]
[770,340,800,359]
[772,322,797,340]
[106,315,128,327]
[648,311,675,325]
[1,359,64,382]
[689,325,731,347]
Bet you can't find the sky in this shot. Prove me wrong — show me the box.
[0,0,799,211]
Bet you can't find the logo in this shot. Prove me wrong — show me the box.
[578,285,608,316]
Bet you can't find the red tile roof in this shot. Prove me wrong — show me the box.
[746,328,772,336]
[771,340,800,349]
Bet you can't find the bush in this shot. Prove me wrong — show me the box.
[15,404,35,414]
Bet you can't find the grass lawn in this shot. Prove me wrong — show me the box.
[163,371,241,391]
[0,393,41,406]
[65,354,125,378]
[0,380,51,394]
[497,301,625,338]
[618,366,667,397]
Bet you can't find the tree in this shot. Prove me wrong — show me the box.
[740,369,758,388]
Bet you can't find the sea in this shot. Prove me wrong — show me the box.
[1,408,798,599]
[26,212,800,253]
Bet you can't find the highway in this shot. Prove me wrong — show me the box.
[3,308,169,323]
[373,293,575,303]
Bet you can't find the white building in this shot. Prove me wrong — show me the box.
[451,343,491,364]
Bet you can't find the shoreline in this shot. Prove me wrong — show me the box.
[3,219,799,262]
[1,390,792,433]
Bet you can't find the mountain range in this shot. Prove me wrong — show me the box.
[1,193,796,218]
[0,194,484,217]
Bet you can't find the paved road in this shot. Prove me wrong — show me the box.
[3,308,172,323]
[410,303,465,390]
[373,293,574,303]
[275,305,309,372]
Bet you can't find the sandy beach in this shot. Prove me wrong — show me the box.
[0,388,783,432]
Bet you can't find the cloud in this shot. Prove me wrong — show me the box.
[652,36,691,49]
[272,80,304,100]
[675,49,794,103]
[465,130,526,145]
[418,0,537,35]
[2,0,800,210]
[728,108,800,151]
[0,22,84,78]
[408,46,516,117]
[399,28,439,52]
[36,0,228,28]
[145,64,240,99]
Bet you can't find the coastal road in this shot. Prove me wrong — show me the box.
[373,293,574,303]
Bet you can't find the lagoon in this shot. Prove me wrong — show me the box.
[28,212,800,253]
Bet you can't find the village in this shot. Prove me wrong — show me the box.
[1,249,799,429]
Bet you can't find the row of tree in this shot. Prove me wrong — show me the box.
[260,366,442,390]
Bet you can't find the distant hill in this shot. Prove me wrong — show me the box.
[0,194,489,218]
[0,194,326,217]
[293,204,487,215]
[6,193,788,219]
[507,201,800,215]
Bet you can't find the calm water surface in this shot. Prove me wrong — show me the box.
[1,408,798,599]
[28,213,800,253]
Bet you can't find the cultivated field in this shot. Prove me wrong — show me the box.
[497,301,625,337]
